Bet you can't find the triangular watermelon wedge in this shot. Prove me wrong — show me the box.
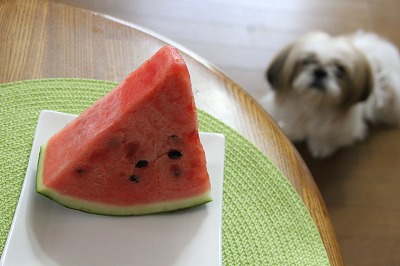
[36,46,212,215]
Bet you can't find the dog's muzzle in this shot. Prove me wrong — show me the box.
[310,68,327,90]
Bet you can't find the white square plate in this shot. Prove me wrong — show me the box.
[1,110,225,266]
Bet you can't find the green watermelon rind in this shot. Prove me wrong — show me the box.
[36,145,212,216]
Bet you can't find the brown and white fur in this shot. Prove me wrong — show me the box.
[262,31,400,158]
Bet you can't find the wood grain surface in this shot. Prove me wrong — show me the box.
[0,0,342,264]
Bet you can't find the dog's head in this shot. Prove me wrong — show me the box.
[266,32,373,108]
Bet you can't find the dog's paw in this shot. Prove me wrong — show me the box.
[307,139,338,159]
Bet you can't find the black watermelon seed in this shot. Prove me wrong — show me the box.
[135,160,148,168]
[129,175,139,183]
[75,168,85,174]
[168,149,182,159]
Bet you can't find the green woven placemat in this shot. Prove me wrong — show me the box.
[0,79,329,265]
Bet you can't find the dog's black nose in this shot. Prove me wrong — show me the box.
[313,68,327,80]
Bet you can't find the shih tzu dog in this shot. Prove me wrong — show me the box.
[262,31,400,158]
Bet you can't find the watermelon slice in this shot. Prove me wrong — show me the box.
[36,46,212,215]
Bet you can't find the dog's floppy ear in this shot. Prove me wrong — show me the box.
[266,44,294,90]
[357,63,373,102]
[343,52,373,106]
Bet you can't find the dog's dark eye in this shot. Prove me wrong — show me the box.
[335,64,346,78]
[301,57,316,66]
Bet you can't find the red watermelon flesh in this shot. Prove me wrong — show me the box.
[36,46,212,215]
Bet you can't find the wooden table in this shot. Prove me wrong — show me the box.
[0,0,343,264]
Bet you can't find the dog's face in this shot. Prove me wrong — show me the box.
[267,32,373,108]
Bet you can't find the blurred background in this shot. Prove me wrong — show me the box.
[56,1,400,265]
